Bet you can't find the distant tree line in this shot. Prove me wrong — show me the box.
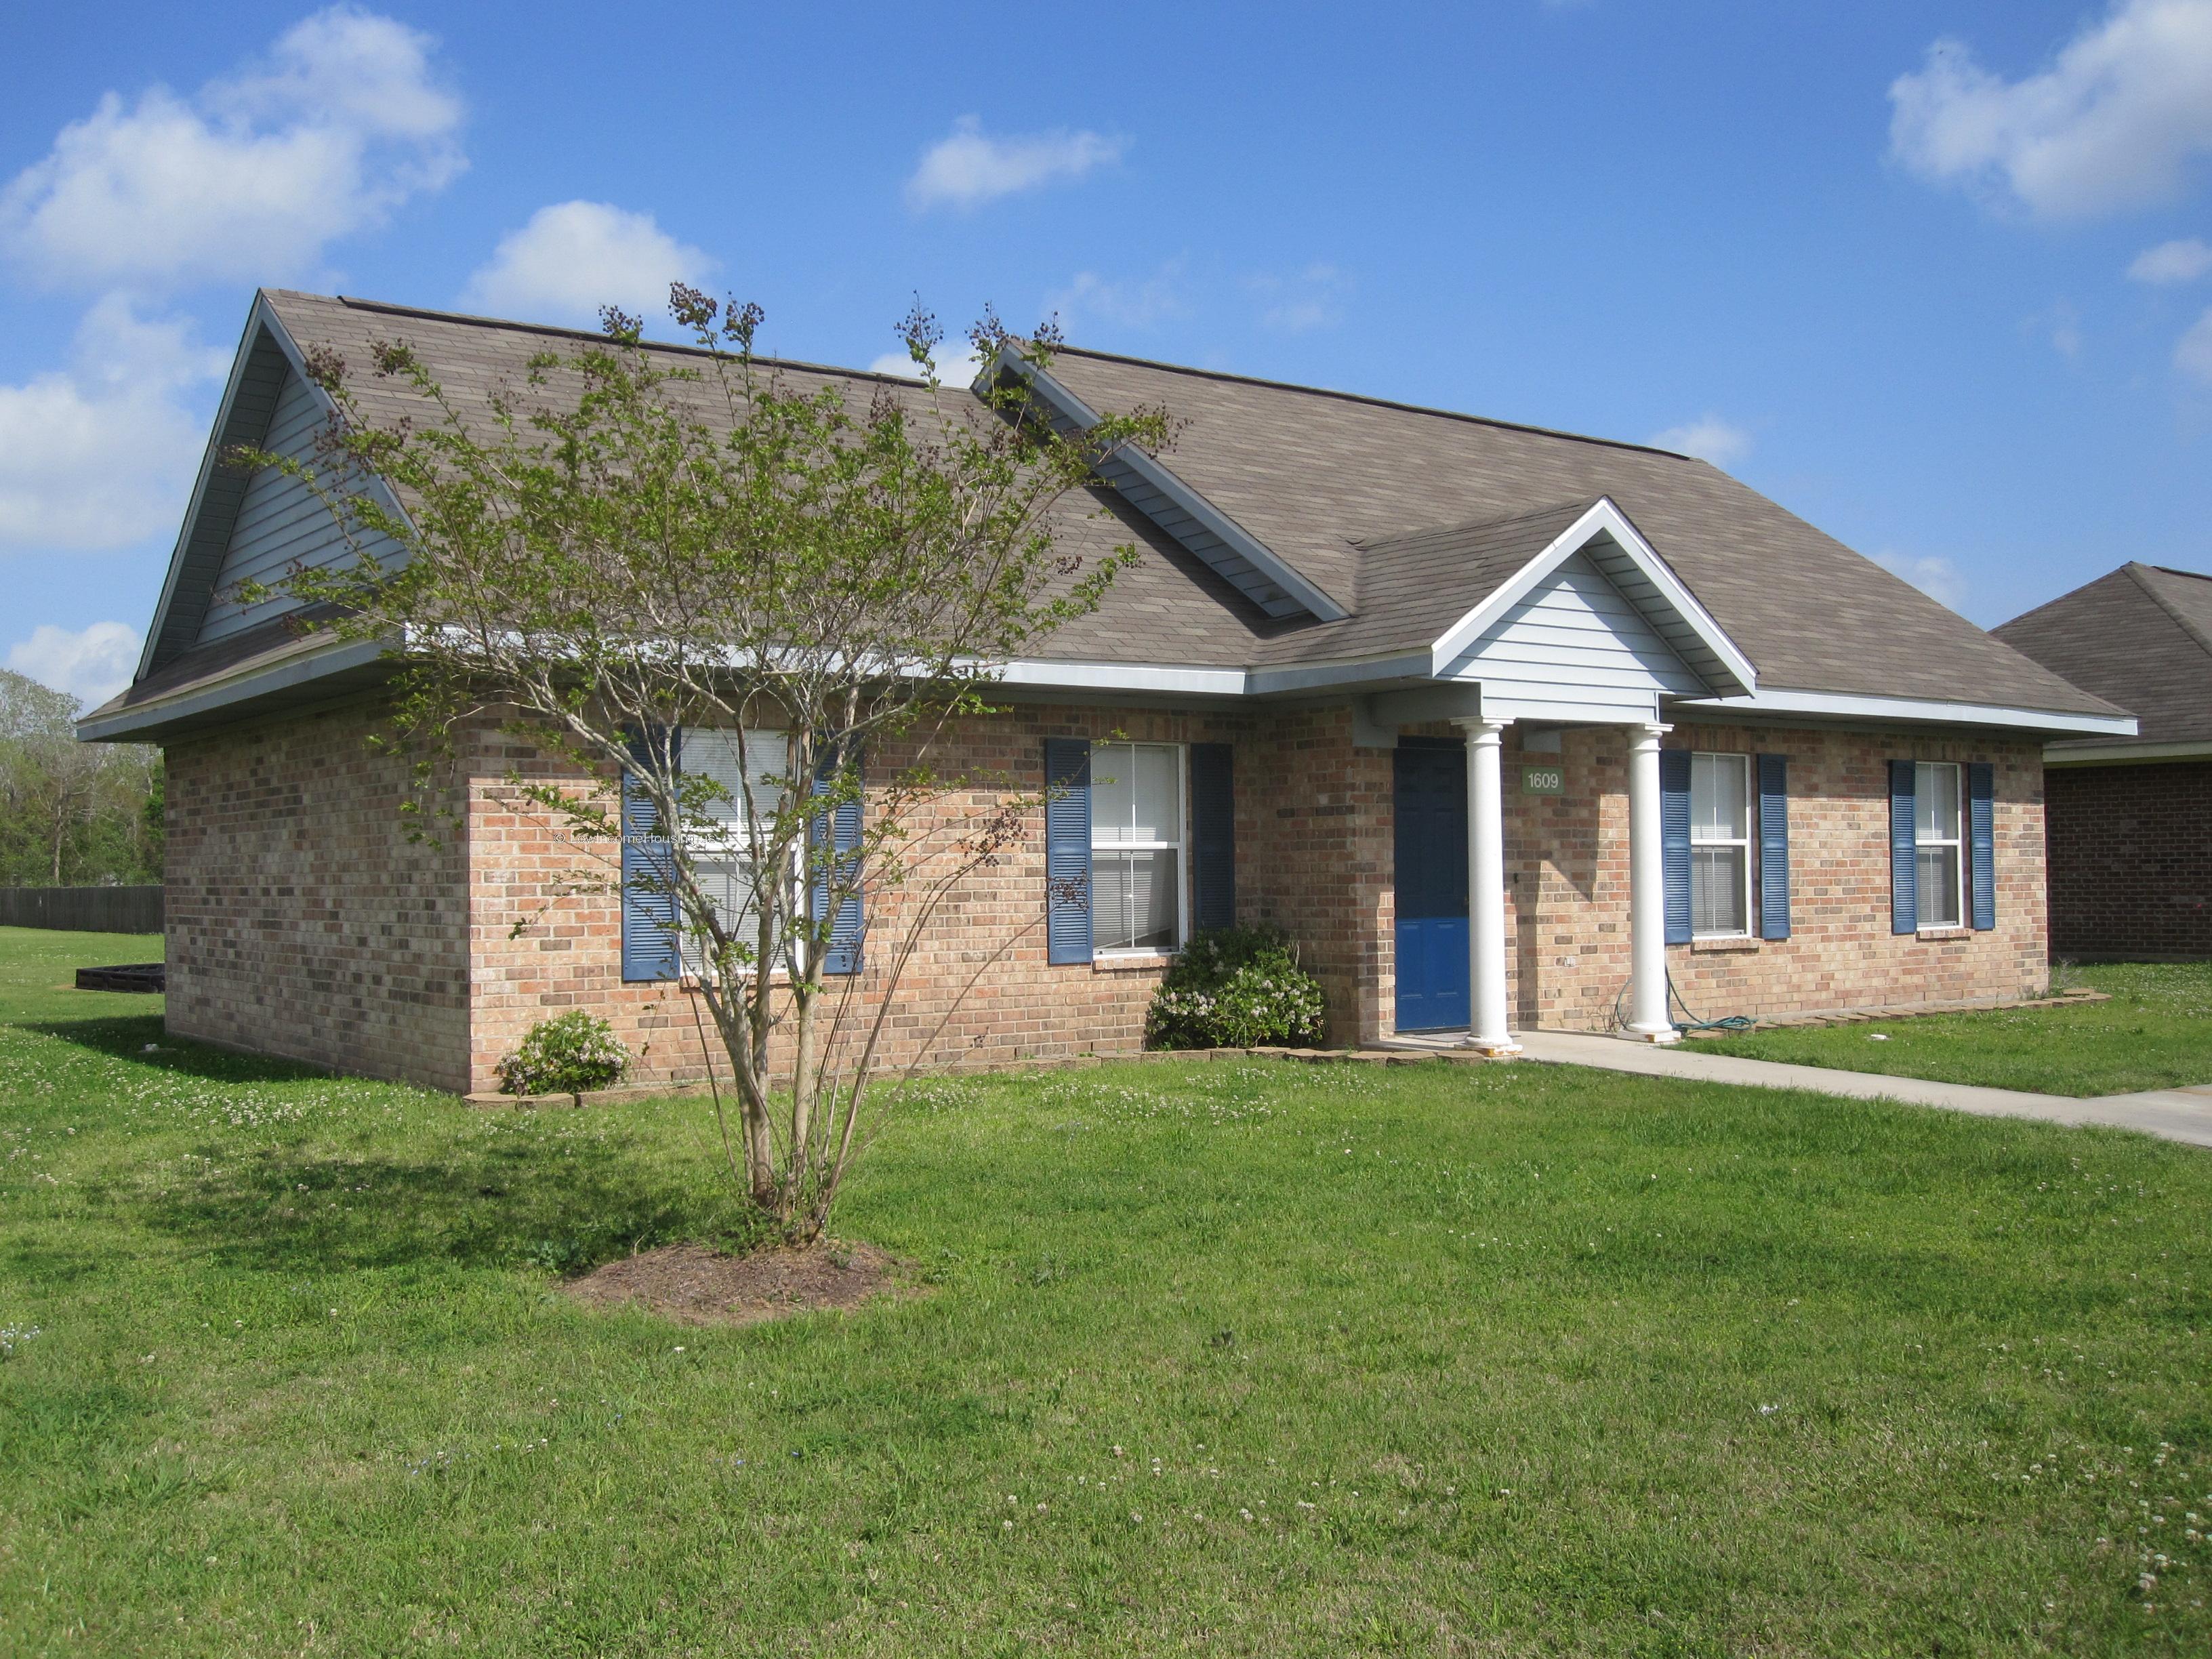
[0,669,162,886]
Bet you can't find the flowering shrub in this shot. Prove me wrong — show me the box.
[497,1011,630,1097]
[1146,924,1327,1050]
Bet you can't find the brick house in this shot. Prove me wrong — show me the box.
[1994,563,2212,961]
[80,291,2132,1093]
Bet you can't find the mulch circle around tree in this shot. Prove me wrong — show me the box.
[563,1240,912,1326]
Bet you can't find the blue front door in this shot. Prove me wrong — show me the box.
[1393,742,1469,1031]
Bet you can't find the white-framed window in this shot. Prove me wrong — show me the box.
[1090,741,1186,954]
[680,727,794,972]
[1689,751,1752,939]
[1914,760,1965,929]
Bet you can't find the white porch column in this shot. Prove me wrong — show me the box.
[1454,716,1520,1055]
[1624,721,1680,1044]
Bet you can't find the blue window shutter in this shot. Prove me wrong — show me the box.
[1044,739,1092,965]
[1660,748,1692,945]
[811,742,865,975]
[1889,759,1917,935]
[621,724,682,982]
[1968,761,1996,931]
[1189,742,1235,935]
[1757,753,1791,941]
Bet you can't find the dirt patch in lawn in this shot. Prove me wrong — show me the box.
[564,1239,912,1326]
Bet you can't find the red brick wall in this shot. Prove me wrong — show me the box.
[1463,721,2049,1034]
[462,701,1378,1094]
[163,699,472,1090]
[162,693,2057,1091]
[2044,761,2212,960]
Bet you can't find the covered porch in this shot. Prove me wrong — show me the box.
[1351,498,1759,1054]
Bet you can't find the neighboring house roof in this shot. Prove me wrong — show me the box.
[1994,562,2212,754]
[82,289,2132,741]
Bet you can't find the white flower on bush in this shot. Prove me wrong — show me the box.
[1146,925,1326,1050]
[497,1011,631,1097]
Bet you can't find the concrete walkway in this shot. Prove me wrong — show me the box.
[1476,1031,2212,1149]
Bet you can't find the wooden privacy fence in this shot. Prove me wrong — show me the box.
[0,886,164,933]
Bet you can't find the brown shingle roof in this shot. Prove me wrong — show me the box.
[1043,347,2116,712]
[1993,563,2212,744]
[241,292,2116,716]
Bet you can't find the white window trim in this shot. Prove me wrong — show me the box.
[1689,750,1755,941]
[680,726,806,980]
[1914,760,1966,931]
[1090,740,1191,960]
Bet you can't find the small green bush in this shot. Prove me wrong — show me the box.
[1146,923,1327,1050]
[497,1011,630,1097]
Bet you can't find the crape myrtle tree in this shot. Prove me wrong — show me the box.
[234,286,1167,1239]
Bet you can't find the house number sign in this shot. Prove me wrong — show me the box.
[1521,765,1564,796]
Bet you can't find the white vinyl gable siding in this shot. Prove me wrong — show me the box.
[197,367,402,644]
[1441,550,1704,724]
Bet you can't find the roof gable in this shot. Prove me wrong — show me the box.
[1445,547,1703,723]
[1994,562,2212,745]
[991,350,1348,623]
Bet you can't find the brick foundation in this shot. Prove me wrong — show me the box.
[163,694,2055,1092]
[2043,760,2212,960]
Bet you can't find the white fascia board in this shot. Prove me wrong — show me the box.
[79,637,389,742]
[995,650,1434,699]
[996,659,1249,696]
[1246,651,1434,694]
[1676,685,2139,737]
[988,349,1349,624]
[2043,737,2212,765]
[1427,497,1758,696]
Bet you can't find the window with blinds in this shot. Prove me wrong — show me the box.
[1089,741,1185,953]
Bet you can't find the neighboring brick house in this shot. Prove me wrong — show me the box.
[1994,563,2212,961]
[81,291,2132,1092]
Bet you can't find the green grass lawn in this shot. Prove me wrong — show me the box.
[1698,962,2212,1097]
[3,924,2211,1655]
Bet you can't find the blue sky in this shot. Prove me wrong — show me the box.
[5,0,2212,705]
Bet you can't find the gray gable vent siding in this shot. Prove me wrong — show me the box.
[146,331,293,669]
[197,369,397,645]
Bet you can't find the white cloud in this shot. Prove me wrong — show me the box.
[1047,262,1187,334]
[0,295,226,554]
[2131,235,2212,280]
[0,6,463,289]
[2039,298,2086,358]
[1874,550,1969,613]
[2178,306,2212,381]
[6,620,143,707]
[1889,0,2212,221]
[904,116,1124,212]
[460,201,711,327]
[1649,415,1752,467]
[867,344,985,388]
[1248,263,1353,333]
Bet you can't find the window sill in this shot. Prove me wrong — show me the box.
[1094,950,1179,972]
[1689,935,1761,953]
[1916,927,1973,942]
